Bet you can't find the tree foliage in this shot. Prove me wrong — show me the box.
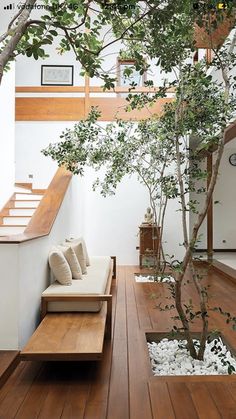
[43,27,236,359]
[43,107,179,269]
[1,0,234,85]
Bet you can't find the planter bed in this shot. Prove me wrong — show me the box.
[146,332,236,376]
[135,274,175,283]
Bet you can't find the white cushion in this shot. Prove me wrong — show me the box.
[43,256,111,312]
[66,237,90,266]
[57,245,82,280]
[48,250,72,286]
[63,242,87,274]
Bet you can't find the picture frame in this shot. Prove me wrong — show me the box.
[117,59,147,87]
[41,65,74,86]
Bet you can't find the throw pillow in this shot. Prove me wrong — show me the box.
[63,241,87,274]
[65,237,90,266]
[48,250,72,285]
[57,245,82,280]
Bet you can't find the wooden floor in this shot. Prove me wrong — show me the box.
[0,352,19,389]
[0,265,236,418]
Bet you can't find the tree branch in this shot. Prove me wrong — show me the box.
[0,0,37,84]
[0,7,26,43]
[92,4,160,56]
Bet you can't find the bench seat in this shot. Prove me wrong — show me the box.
[21,310,108,361]
[20,256,115,361]
[42,256,111,312]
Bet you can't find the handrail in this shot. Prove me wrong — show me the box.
[0,167,72,244]
[15,86,175,94]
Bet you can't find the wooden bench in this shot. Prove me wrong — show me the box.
[21,256,116,361]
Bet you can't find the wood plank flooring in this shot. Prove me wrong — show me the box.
[0,265,236,418]
[0,352,19,389]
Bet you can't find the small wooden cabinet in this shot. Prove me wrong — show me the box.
[138,224,160,268]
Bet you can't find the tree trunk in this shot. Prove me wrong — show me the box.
[175,279,197,358]
[0,0,36,84]
[189,258,208,360]
[173,29,236,358]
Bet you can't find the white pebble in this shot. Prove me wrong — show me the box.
[148,337,236,376]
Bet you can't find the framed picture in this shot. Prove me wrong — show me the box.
[41,65,74,86]
[117,59,146,87]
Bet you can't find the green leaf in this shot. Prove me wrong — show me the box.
[49,30,58,36]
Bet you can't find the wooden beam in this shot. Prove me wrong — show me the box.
[88,97,173,121]
[15,97,85,121]
[15,86,85,93]
[15,85,175,94]
[206,48,212,63]
[84,75,90,118]
[207,153,213,260]
[15,97,173,121]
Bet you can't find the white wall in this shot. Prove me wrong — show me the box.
[0,2,18,32]
[190,138,236,250]
[213,138,236,249]
[0,176,83,349]
[0,64,15,210]
[15,120,186,265]
[83,168,149,264]
[83,168,185,265]
[16,49,84,87]
[0,244,19,348]
[15,121,74,188]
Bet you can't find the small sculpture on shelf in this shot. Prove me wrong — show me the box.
[143,207,154,224]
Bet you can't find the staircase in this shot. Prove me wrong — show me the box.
[0,184,45,236]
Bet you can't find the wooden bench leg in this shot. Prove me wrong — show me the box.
[41,298,47,320]
[111,256,116,279]
[105,298,112,339]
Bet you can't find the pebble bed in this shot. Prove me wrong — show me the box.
[135,275,175,283]
[148,337,236,375]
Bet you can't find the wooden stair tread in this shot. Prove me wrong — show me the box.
[6,207,37,210]
[11,199,41,202]
[21,309,107,361]
[11,198,41,202]
[15,192,43,196]
[0,224,27,227]
[15,182,32,189]
[2,217,31,218]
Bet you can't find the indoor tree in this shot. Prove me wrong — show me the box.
[123,3,236,360]
[43,110,178,272]
[149,35,236,359]
[43,27,236,360]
